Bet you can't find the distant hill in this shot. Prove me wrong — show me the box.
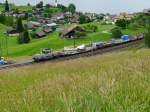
[0,49,150,111]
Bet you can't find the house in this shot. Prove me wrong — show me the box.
[28,21,41,27]
[143,9,150,15]
[112,13,134,22]
[7,28,18,36]
[43,28,53,33]
[51,13,65,20]
[42,23,58,30]
[36,31,46,38]
[27,23,37,29]
[61,25,86,39]
[84,13,97,20]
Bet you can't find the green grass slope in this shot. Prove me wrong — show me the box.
[0,24,114,58]
[0,49,150,112]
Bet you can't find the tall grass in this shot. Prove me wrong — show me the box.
[0,49,150,112]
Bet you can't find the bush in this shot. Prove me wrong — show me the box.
[30,31,37,39]
[144,27,150,48]
[23,30,30,43]
[111,27,123,39]
[79,15,91,24]
[116,19,130,29]
[17,33,24,44]
[100,22,107,25]
[17,30,30,44]
[128,23,140,30]
[82,24,98,33]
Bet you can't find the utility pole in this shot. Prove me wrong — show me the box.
[91,35,94,56]
[5,36,8,59]
[73,38,76,48]
[0,39,3,58]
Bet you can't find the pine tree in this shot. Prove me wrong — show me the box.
[16,18,24,33]
[23,30,30,43]
[5,0,9,12]
[17,33,24,44]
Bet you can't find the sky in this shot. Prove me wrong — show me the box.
[0,0,150,14]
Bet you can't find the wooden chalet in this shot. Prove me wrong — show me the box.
[61,26,85,39]
[43,28,53,33]
[7,28,17,34]
[143,9,150,15]
[36,31,46,38]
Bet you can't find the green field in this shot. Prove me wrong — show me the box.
[0,49,150,111]
[14,6,32,11]
[0,21,146,59]
[0,23,115,59]
[0,5,32,12]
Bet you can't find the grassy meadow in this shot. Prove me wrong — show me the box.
[0,49,150,112]
[0,21,146,59]
[0,23,114,59]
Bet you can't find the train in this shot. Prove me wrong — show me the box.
[0,57,8,65]
[33,35,144,62]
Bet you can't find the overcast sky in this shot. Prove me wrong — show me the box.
[0,0,150,14]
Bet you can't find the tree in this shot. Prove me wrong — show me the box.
[17,33,24,44]
[116,19,130,29]
[36,1,43,8]
[23,30,30,43]
[5,0,9,12]
[17,30,30,44]
[30,31,36,39]
[68,3,76,15]
[91,25,98,32]
[0,14,6,24]
[27,3,31,6]
[16,18,24,33]
[111,27,123,39]
[79,15,91,24]
[144,27,150,48]
[57,4,68,12]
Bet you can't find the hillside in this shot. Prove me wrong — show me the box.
[0,49,150,112]
[0,23,114,59]
[0,22,145,59]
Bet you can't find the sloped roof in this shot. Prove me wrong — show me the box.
[36,31,46,37]
[61,25,78,36]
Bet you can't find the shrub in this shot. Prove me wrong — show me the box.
[82,24,98,33]
[16,17,24,33]
[17,30,30,44]
[100,22,107,25]
[23,30,30,43]
[17,33,24,44]
[116,19,130,29]
[111,27,123,39]
[128,23,140,30]
[79,15,91,24]
[30,31,37,39]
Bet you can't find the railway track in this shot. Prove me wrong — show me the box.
[0,38,144,70]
